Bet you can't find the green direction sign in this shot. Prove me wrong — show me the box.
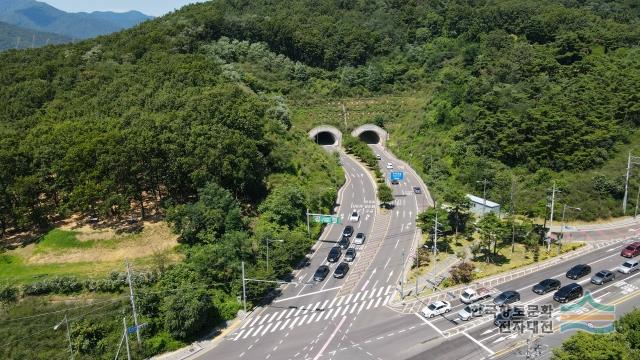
[313,215,342,224]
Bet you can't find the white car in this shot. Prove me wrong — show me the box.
[421,301,451,318]
[618,259,640,274]
[386,162,393,169]
[349,211,360,222]
[376,154,381,160]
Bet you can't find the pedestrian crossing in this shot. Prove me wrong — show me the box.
[229,285,395,341]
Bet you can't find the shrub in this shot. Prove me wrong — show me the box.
[0,284,18,305]
[450,262,475,284]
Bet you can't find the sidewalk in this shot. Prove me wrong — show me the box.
[402,254,459,298]
[549,216,640,232]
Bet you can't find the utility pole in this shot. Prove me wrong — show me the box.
[476,179,489,215]
[622,152,640,214]
[431,211,439,290]
[635,184,640,218]
[547,181,558,252]
[123,316,132,360]
[125,260,141,345]
[241,261,247,317]
[54,314,74,360]
[511,178,516,253]
[306,208,311,238]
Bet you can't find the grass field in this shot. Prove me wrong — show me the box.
[1,222,179,283]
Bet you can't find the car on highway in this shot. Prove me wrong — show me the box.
[386,162,393,169]
[333,262,350,278]
[345,248,356,262]
[618,259,640,274]
[342,225,354,237]
[532,279,561,295]
[458,303,485,321]
[338,235,350,249]
[621,242,640,258]
[460,287,492,304]
[553,283,583,303]
[494,307,526,327]
[349,211,360,222]
[591,270,615,285]
[413,186,421,194]
[313,265,330,281]
[566,264,591,280]
[421,301,451,318]
[354,232,366,245]
[376,154,381,160]
[327,246,341,262]
[391,179,400,185]
[493,290,520,306]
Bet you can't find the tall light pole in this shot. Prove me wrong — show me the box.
[547,181,560,252]
[635,184,640,218]
[54,314,74,360]
[559,204,581,255]
[622,152,640,214]
[476,179,489,215]
[265,238,284,272]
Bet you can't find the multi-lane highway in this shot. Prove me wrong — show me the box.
[192,142,640,360]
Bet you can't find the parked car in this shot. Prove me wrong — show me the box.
[391,179,400,185]
[338,235,350,249]
[349,211,360,222]
[553,283,583,303]
[386,162,393,169]
[459,287,492,304]
[345,248,356,262]
[413,187,421,194]
[493,290,520,306]
[333,262,350,278]
[342,225,354,237]
[591,270,615,285]
[421,301,451,318]
[618,259,640,274]
[327,246,341,262]
[494,307,526,327]
[376,154,382,160]
[458,303,485,321]
[621,242,640,258]
[566,264,591,280]
[313,265,330,281]
[532,279,561,295]
[354,232,366,245]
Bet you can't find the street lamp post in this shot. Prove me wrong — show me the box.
[54,314,74,360]
[559,204,581,255]
[265,238,284,272]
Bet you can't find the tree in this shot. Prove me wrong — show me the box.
[162,288,215,340]
[449,262,475,284]
[417,207,451,234]
[378,184,394,207]
[258,184,307,228]
[551,332,633,360]
[443,189,472,234]
[615,308,640,351]
[476,213,508,261]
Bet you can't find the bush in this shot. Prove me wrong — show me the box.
[450,262,475,284]
[0,284,18,305]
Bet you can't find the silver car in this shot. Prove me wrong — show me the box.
[345,248,356,262]
[618,259,640,274]
[458,303,485,321]
[591,270,615,285]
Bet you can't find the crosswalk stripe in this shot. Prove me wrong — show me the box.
[308,312,318,324]
[240,319,250,330]
[324,308,334,320]
[295,307,304,317]
[271,321,282,332]
[279,318,291,331]
[261,323,273,336]
[341,305,350,316]
[336,296,345,307]
[344,293,354,305]
[328,297,338,308]
[289,317,300,329]
[366,298,375,310]
[299,315,308,326]
[276,310,286,321]
[349,303,358,314]
[385,285,393,294]
[312,301,321,310]
[320,300,329,309]
[258,315,269,326]
[383,294,392,306]
[252,325,264,337]
[284,308,296,319]
[332,308,339,319]
[368,289,376,299]
[233,330,245,341]
[242,327,255,339]
[357,301,366,314]
[361,290,369,300]
[353,292,362,302]
[267,312,279,323]
[315,311,324,322]
[248,316,261,328]
[376,287,384,298]
[374,297,382,308]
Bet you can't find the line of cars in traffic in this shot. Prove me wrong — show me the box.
[421,241,640,326]
[313,217,368,282]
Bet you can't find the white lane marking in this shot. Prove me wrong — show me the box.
[415,313,444,337]
[353,292,363,302]
[384,257,391,269]
[361,280,370,291]
[344,293,354,305]
[276,310,286,321]
[313,316,347,360]
[279,319,291,331]
[295,307,305,317]
[401,223,405,233]
[267,312,280,323]
[324,308,334,320]
[595,292,611,302]
[395,237,400,249]
[289,317,300,329]
[607,247,618,252]
[365,298,376,310]
[369,288,377,299]
[374,297,383,308]
[271,321,282,332]
[275,286,341,303]
[463,331,495,355]
[233,330,245,341]
[481,329,495,336]
[387,270,394,282]
[242,327,256,339]
[261,323,273,336]
[248,316,261,328]
[372,280,379,291]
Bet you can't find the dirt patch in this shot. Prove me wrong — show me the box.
[25,221,177,264]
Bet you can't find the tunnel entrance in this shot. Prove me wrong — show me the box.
[358,130,381,144]
[315,131,337,145]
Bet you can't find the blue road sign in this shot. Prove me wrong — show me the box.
[390,171,404,181]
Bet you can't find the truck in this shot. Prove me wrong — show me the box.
[459,287,492,304]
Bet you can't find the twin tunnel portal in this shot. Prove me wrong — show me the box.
[308,124,388,146]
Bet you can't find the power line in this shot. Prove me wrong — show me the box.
[0,297,126,323]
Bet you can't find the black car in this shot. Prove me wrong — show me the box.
[313,265,330,281]
[413,187,422,194]
[591,270,615,285]
[553,283,583,303]
[342,225,354,237]
[333,262,350,278]
[566,264,591,280]
[391,179,400,185]
[532,279,561,295]
[327,246,341,262]
[338,236,350,249]
[494,307,526,327]
[493,290,521,306]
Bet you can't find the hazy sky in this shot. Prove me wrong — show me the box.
[44,0,207,17]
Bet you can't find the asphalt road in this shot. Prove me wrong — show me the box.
[192,143,640,360]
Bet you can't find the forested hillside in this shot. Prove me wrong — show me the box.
[0,21,70,50]
[1,0,640,358]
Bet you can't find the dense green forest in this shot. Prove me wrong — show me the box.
[1,0,640,357]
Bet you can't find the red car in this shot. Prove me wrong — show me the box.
[621,242,640,258]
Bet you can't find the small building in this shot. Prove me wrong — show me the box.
[466,194,500,216]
